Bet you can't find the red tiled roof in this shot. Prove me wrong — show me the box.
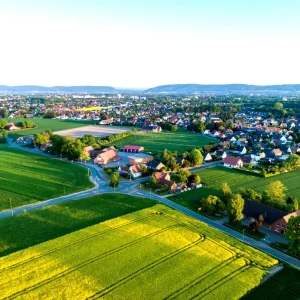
[223,156,243,165]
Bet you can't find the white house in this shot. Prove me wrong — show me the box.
[223,156,244,168]
[118,165,143,178]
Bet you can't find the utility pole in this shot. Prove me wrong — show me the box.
[10,198,13,216]
[242,229,245,242]
[60,153,62,161]
[150,188,152,199]
[64,185,65,195]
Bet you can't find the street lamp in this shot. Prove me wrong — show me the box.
[60,153,62,161]
[150,188,152,199]
[242,229,245,242]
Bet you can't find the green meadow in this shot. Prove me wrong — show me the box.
[171,167,300,211]
[0,144,93,211]
[109,131,215,153]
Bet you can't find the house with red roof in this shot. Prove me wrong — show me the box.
[93,147,120,165]
[118,165,143,178]
[123,145,144,153]
[223,156,244,168]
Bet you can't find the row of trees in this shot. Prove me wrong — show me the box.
[239,181,298,212]
[34,130,134,160]
[160,148,204,171]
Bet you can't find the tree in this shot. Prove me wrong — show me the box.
[149,175,158,189]
[0,129,8,143]
[0,119,8,129]
[286,154,300,170]
[34,132,50,146]
[171,125,178,132]
[80,134,96,146]
[110,172,119,188]
[264,181,287,208]
[79,150,90,161]
[221,182,232,203]
[187,174,200,186]
[227,193,244,225]
[274,102,283,110]
[200,195,225,215]
[195,121,206,133]
[189,149,203,166]
[285,216,300,255]
[286,196,299,212]
[175,169,191,183]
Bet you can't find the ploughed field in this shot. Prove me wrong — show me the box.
[171,167,300,211]
[0,144,93,211]
[7,118,94,138]
[0,204,277,300]
[108,131,215,153]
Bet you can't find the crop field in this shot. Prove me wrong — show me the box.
[0,194,157,257]
[0,205,277,300]
[0,144,93,211]
[7,118,95,138]
[242,267,300,300]
[171,167,300,210]
[109,131,215,153]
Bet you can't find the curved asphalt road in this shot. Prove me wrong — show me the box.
[2,137,300,269]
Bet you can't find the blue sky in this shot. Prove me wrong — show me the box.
[0,0,299,87]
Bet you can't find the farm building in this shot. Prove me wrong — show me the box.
[6,123,21,131]
[128,156,153,165]
[123,145,144,153]
[223,156,244,168]
[93,147,120,165]
[118,165,143,178]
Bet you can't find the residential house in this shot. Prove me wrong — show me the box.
[147,160,165,171]
[214,150,227,159]
[128,156,153,165]
[118,165,143,178]
[243,199,299,235]
[223,156,244,168]
[202,152,213,162]
[271,210,300,234]
[153,172,177,192]
[141,125,162,132]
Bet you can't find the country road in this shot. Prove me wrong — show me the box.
[2,136,300,269]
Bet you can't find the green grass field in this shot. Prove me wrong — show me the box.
[0,144,93,211]
[109,131,216,153]
[7,118,95,138]
[0,204,277,300]
[242,267,300,300]
[171,167,300,211]
[0,194,157,257]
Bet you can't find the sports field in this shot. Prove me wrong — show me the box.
[242,267,300,300]
[0,144,93,211]
[0,204,276,300]
[171,167,300,211]
[7,118,94,138]
[109,131,215,153]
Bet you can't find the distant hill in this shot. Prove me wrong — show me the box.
[144,84,300,94]
[1,84,300,94]
[0,85,117,93]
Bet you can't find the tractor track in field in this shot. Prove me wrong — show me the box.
[0,214,155,273]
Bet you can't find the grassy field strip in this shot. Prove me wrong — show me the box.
[0,145,92,211]
[0,214,153,272]
[0,205,277,300]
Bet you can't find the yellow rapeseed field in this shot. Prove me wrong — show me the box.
[0,205,277,300]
